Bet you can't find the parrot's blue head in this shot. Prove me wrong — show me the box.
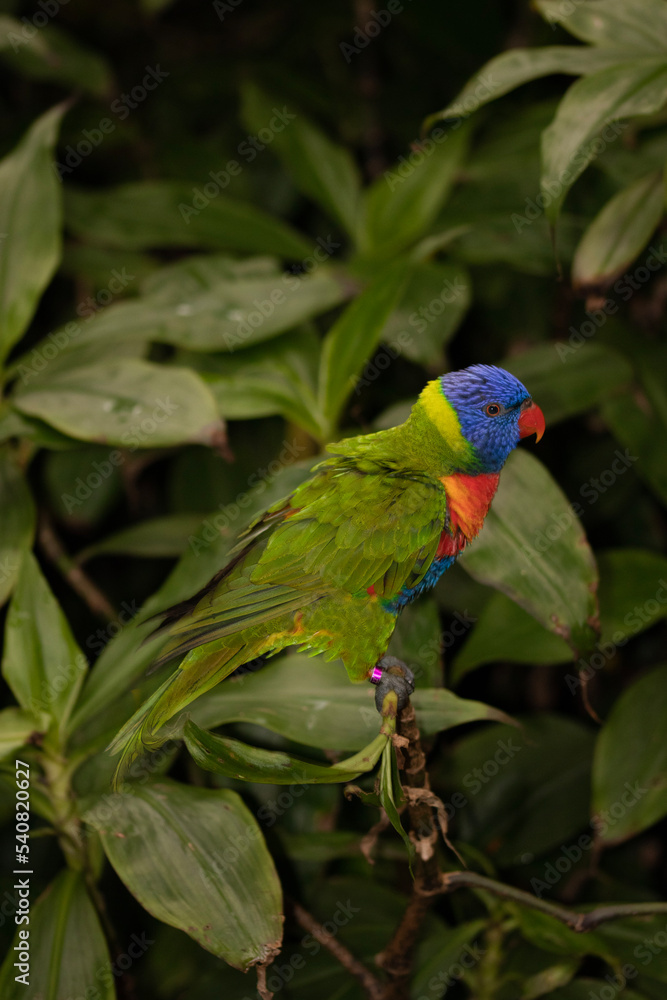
[439,364,545,472]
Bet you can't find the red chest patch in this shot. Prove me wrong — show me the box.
[437,471,500,555]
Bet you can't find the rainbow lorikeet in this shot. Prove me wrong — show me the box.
[110,364,544,781]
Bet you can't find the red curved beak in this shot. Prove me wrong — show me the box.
[518,400,545,442]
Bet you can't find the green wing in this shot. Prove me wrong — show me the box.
[252,460,449,599]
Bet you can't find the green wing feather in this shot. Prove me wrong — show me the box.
[110,442,449,785]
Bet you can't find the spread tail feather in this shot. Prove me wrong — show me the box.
[108,637,255,789]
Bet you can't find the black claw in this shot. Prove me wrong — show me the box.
[371,656,415,713]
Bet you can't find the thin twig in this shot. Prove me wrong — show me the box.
[439,870,667,931]
[38,512,118,621]
[288,898,384,1000]
[256,962,273,1000]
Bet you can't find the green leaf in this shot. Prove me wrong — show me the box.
[448,715,595,866]
[378,740,413,859]
[504,343,633,426]
[44,445,123,527]
[0,103,66,364]
[50,254,346,355]
[77,513,207,563]
[0,23,113,97]
[452,547,667,682]
[410,920,488,1000]
[318,261,410,432]
[535,0,667,53]
[69,464,313,736]
[592,665,667,844]
[360,125,469,257]
[596,549,667,645]
[452,591,572,682]
[64,181,313,257]
[0,706,46,760]
[0,446,35,608]
[541,59,667,223]
[2,551,87,745]
[189,655,514,752]
[423,46,629,130]
[184,720,387,783]
[0,870,113,1000]
[86,779,283,970]
[186,326,325,437]
[511,906,611,962]
[240,82,362,239]
[601,386,667,505]
[377,262,471,369]
[459,450,599,656]
[13,358,225,448]
[572,171,664,293]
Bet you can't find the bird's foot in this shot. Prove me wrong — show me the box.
[370,656,415,714]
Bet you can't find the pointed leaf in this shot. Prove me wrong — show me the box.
[504,343,633,426]
[184,720,387,783]
[319,261,410,431]
[592,665,667,844]
[0,706,46,760]
[241,82,362,239]
[0,22,113,97]
[0,103,65,363]
[77,514,207,563]
[459,450,599,656]
[86,780,282,970]
[541,59,667,222]
[13,359,224,448]
[601,386,667,505]
[360,125,469,257]
[2,552,87,743]
[0,870,113,1000]
[452,591,572,682]
[423,46,629,131]
[379,740,413,859]
[65,181,313,257]
[378,262,470,368]
[0,446,35,608]
[189,655,514,752]
[572,171,664,293]
[535,0,667,52]
[45,255,346,354]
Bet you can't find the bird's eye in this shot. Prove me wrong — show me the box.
[484,403,502,417]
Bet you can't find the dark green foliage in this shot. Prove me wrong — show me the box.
[1,2,667,997]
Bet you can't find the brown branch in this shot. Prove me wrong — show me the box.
[38,511,118,621]
[288,898,384,1000]
[375,702,442,1000]
[439,870,667,932]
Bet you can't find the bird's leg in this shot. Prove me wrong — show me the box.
[370,655,415,714]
